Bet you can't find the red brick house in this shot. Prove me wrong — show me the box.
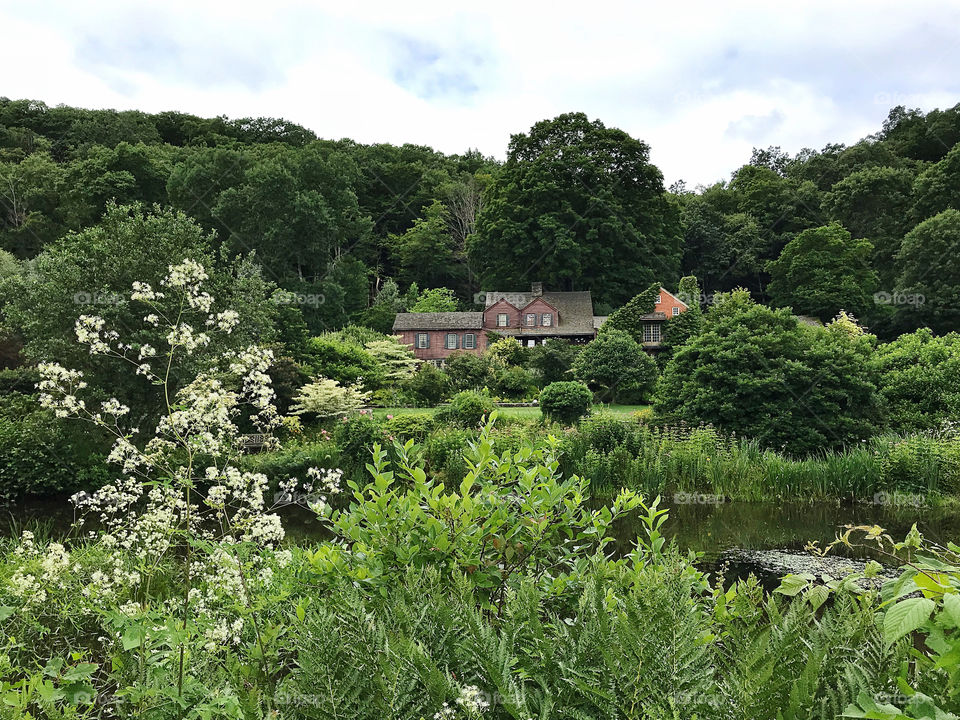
[634,287,690,351]
[394,283,688,361]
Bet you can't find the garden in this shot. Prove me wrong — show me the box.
[0,261,958,719]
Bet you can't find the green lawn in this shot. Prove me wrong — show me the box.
[372,404,648,420]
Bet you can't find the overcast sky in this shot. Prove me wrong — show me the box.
[2,0,959,186]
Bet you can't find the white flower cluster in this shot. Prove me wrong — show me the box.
[208,309,240,333]
[164,258,208,289]
[166,322,211,354]
[37,363,87,418]
[7,533,74,605]
[457,686,491,714]
[131,281,163,302]
[75,314,113,354]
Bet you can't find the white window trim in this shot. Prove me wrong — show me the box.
[416,333,428,348]
[497,313,509,327]
[542,313,553,326]
[464,333,476,349]
[672,306,680,316]
[525,313,537,326]
[655,294,662,305]
[445,333,458,349]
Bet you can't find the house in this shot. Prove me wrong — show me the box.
[633,287,690,351]
[393,282,689,361]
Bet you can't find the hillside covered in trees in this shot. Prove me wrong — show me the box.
[2,97,960,345]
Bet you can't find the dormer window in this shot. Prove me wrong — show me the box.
[497,313,509,327]
[542,313,553,326]
[525,313,537,326]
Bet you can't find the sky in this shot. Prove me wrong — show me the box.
[2,0,959,186]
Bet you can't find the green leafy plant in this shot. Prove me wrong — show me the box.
[538,381,592,426]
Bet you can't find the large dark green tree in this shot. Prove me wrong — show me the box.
[896,209,960,333]
[471,113,681,306]
[766,223,878,321]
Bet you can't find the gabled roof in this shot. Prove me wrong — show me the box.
[658,287,689,308]
[393,312,483,331]
[482,290,596,335]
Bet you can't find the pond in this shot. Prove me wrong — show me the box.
[6,494,954,562]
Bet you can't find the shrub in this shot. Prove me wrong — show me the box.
[332,412,386,472]
[384,413,436,440]
[422,427,472,480]
[539,381,592,426]
[494,365,536,399]
[0,395,111,500]
[369,387,419,407]
[486,336,528,367]
[572,329,658,403]
[302,335,382,389]
[291,378,371,418]
[444,351,492,391]
[403,363,451,405]
[655,291,881,455]
[439,390,494,428]
[528,338,580,385]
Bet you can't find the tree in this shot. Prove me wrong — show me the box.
[290,378,370,418]
[766,223,878,321]
[389,200,459,289]
[654,291,879,454]
[912,143,960,221]
[409,287,458,312]
[470,113,681,307]
[364,338,420,382]
[896,209,960,333]
[871,328,960,431]
[0,203,275,416]
[572,330,658,403]
[528,338,580,385]
[600,282,661,341]
[822,166,914,284]
[301,335,381,390]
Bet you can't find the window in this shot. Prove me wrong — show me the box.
[655,294,662,305]
[525,313,537,326]
[541,313,553,326]
[416,333,429,349]
[445,333,458,349]
[642,323,661,343]
[527,339,536,347]
[463,333,476,349]
[672,306,680,316]
[497,313,509,327]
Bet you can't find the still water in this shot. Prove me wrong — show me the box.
[5,496,956,564]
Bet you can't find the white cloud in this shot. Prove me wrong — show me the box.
[1,0,959,185]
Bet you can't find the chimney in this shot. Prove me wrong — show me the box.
[531,282,543,297]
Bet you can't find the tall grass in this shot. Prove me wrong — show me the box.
[561,416,960,501]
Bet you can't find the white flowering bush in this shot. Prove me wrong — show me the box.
[1,259,335,718]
